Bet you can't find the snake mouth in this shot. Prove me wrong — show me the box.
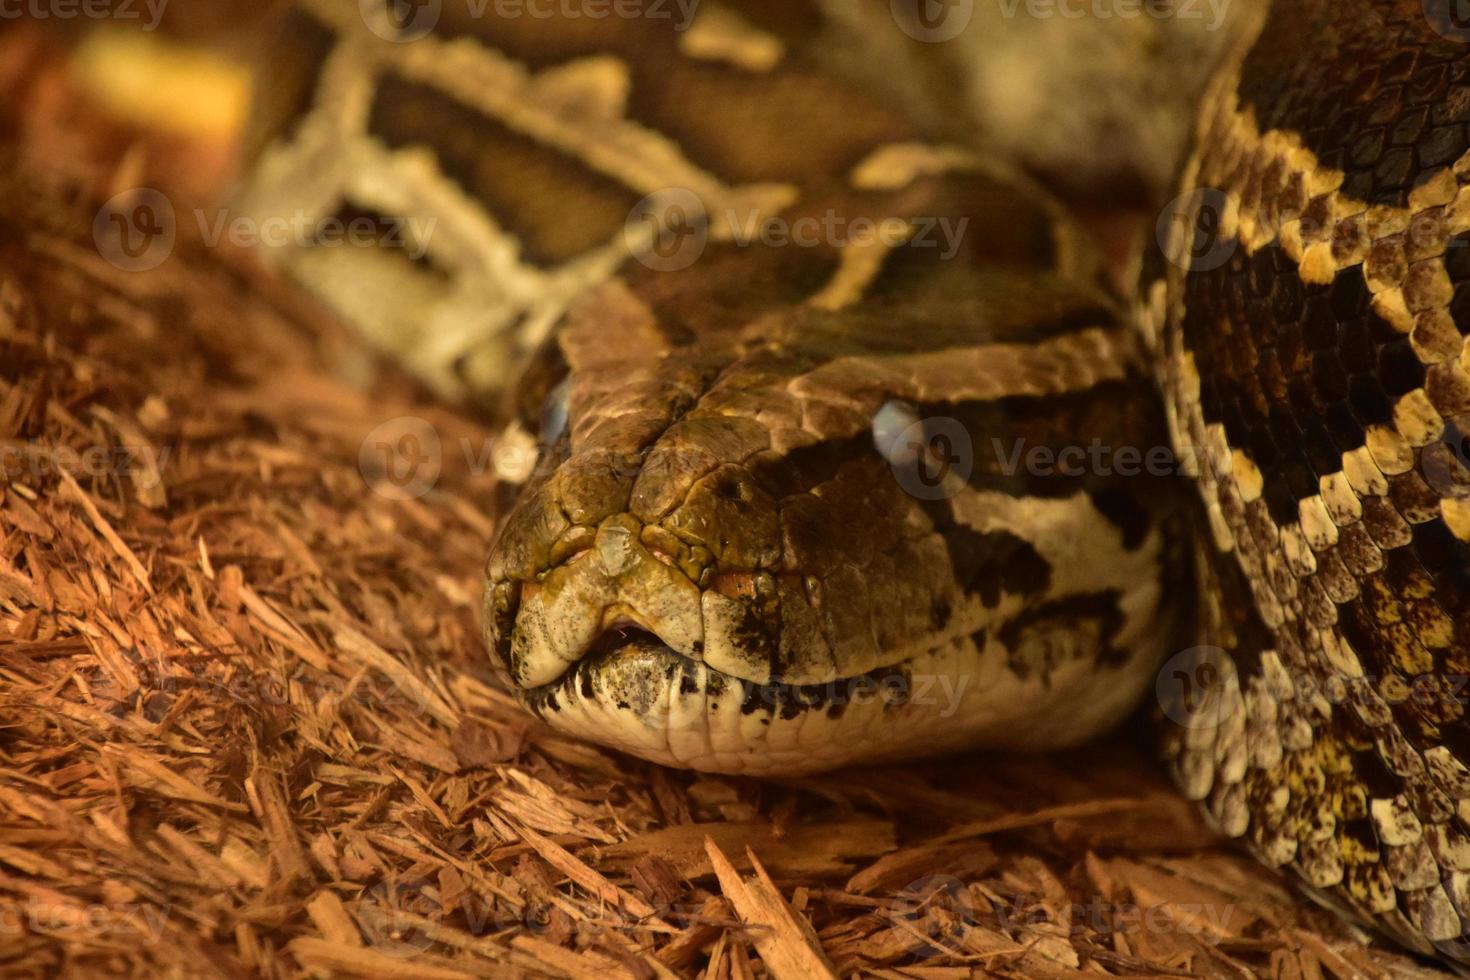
[499,587,1164,775]
[516,624,919,729]
[517,627,685,708]
[566,623,666,675]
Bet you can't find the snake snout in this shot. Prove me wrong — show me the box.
[490,515,705,690]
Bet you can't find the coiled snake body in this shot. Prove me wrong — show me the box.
[242,0,1470,963]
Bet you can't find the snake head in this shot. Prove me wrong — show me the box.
[483,260,1186,774]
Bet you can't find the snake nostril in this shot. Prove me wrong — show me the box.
[712,572,758,600]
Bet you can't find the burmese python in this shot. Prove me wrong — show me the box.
[240,0,1470,965]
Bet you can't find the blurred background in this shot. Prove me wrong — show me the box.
[1,0,1251,222]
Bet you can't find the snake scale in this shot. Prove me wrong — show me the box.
[238,0,1470,965]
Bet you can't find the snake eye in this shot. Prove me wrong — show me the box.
[540,378,570,446]
[872,399,923,468]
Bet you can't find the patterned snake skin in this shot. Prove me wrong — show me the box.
[1149,0,1470,964]
[239,0,1470,964]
